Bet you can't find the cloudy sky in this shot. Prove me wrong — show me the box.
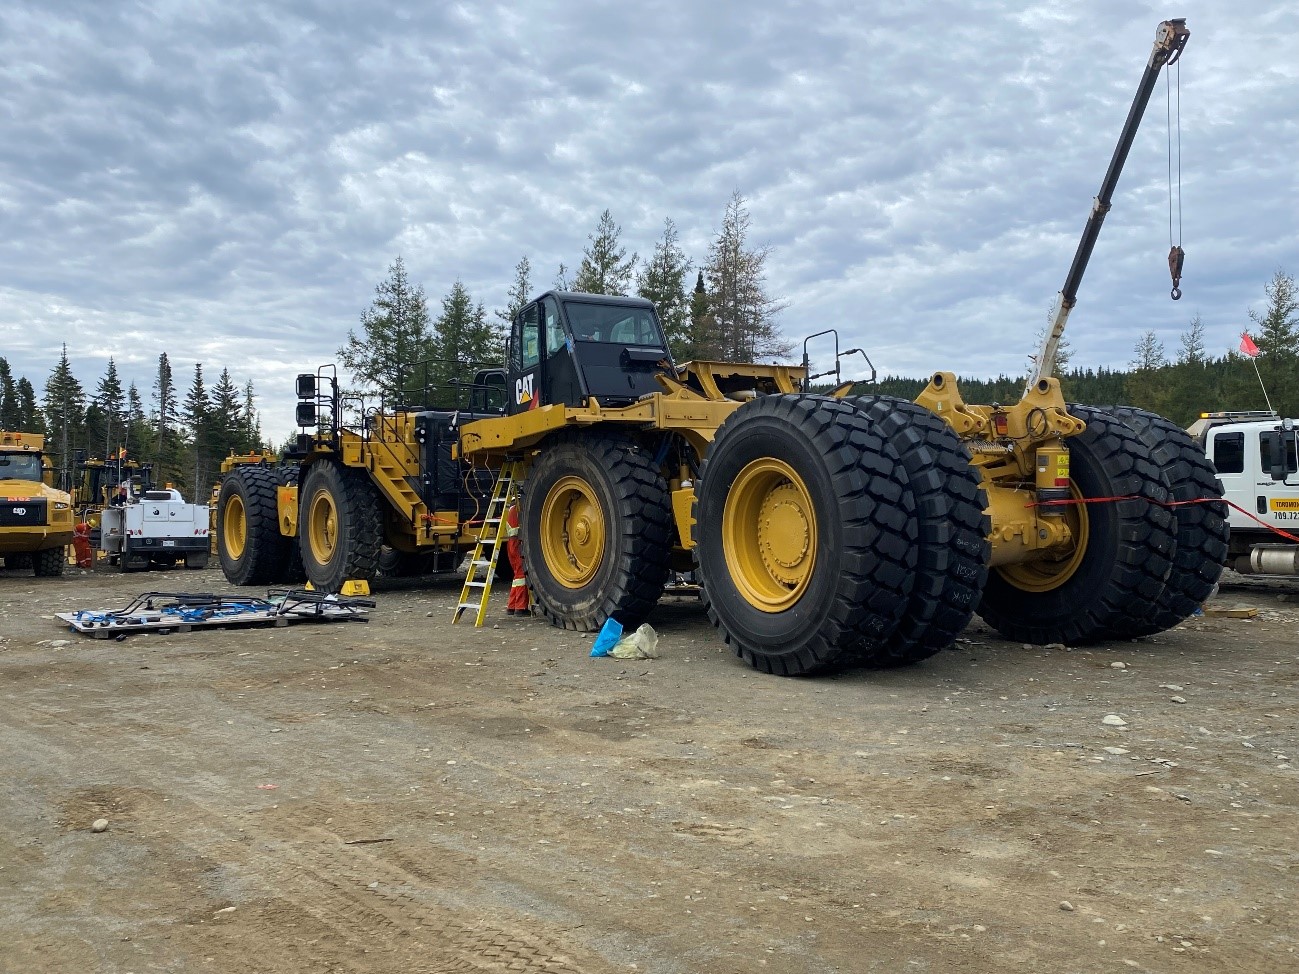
[2,1,1296,438]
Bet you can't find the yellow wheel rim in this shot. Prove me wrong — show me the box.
[306,486,339,565]
[996,483,1090,592]
[539,475,606,588]
[223,494,247,559]
[723,458,817,612]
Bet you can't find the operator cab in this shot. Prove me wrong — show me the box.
[0,452,43,482]
[505,291,674,414]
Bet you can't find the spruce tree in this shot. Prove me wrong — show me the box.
[152,352,179,481]
[702,192,788,361]
[43,344,86,488]
[339,256,435,400]
[428,281,500,404]
[92,358,126,456]
[15,379,40,432]
[1248,269,1299,416]
[572,210,637,296]
[0,358,18,429]
[183,364,212,499]
[496,255,533,328]
[636,218,691,360]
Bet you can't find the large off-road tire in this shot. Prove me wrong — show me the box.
[218,465,288,586]
[6,553,34,571]
[693,395,918,676]
[848,395,991,665]
[1105,405,1229,635]
[33,546,66,577]
[520,431,672,632]
[298,461,382,593]
[978,406,1176,645]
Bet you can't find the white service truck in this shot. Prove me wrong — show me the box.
[1189,410,1299,574]
[99,484,210,572]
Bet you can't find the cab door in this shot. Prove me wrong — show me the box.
[506,302,542,415]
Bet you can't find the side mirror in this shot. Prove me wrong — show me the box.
[295,402,319,428]
[1263,430,1289,481]
[296,374,317,399]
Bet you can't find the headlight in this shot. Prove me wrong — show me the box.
[54,502,70,510]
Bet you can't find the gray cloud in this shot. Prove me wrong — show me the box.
[2,1,1296,437]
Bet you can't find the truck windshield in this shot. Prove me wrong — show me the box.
[562,302,666,349]
[0,454,43,481]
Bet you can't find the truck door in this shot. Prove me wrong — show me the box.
[1208,429,1250,530]
[540,295,584,407]
[1257,428,1299,525]
[507,303,541,415]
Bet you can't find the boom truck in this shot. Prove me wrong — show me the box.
[1190,411,1299,575]
[216,18,1227,676]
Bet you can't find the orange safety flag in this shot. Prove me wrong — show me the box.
[1240,332,1261,358]
[117,446,127,459]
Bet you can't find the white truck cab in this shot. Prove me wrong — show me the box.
[1188,411,1299,573]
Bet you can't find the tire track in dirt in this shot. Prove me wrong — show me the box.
[8,707,607,974]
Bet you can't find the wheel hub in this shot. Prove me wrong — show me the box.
[759,485,811,582]
[722,458,818,612]
[540,476,606,589]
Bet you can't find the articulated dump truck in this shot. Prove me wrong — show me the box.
[216,18,1225,676]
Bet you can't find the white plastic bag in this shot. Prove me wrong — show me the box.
[610,623,660,660]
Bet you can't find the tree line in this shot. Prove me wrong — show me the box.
[340,190,790,402]
[1,348,265,500]
[860,270,1297,429]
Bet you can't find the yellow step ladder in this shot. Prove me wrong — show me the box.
[452,459,524,627]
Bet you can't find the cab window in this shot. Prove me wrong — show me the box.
[1259,431,1298,474]
[543,297,566,356]
[1211,432,1244,475]
[511,304,540,371]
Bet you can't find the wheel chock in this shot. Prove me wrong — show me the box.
[340,579,371,597]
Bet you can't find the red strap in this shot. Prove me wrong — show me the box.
[1033,494,1299,544]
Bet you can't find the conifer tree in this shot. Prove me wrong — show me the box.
[339,256,435,399]
[43,344,85,487]
[429,281,500,405]
[183,364,212,498]
[0,358,18,429]
[702,192,788,361]
[15,378,40,432]
[152,353,178,481]
[572,210,637,296]
[92,358,126,456]
[496,255,533,328]
[637,218,691,359]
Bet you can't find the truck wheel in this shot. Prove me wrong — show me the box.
[33,546,66,577]
[218,466,287,586]
[849,395,990,665]
[978,406,1176,645]
[520,431,672,632]
[299,461,382,593]
[1105,405,1229,635]
[694,395,917,676]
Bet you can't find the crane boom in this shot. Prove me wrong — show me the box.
[1027,18,1190,395]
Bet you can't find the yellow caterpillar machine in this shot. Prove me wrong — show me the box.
[217,19,1222,676]
[0,430,74,576]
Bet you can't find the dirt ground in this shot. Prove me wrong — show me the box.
[1,561,1296,974]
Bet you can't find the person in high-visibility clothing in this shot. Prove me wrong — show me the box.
[504,502,530,616]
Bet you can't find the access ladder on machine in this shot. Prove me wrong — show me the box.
[452,460,523,627]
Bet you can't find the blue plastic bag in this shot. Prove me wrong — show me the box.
[589,617,623,657]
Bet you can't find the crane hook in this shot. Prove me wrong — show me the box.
[1168,245,1185,300]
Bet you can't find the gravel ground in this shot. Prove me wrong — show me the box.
[1,564,1295,973]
